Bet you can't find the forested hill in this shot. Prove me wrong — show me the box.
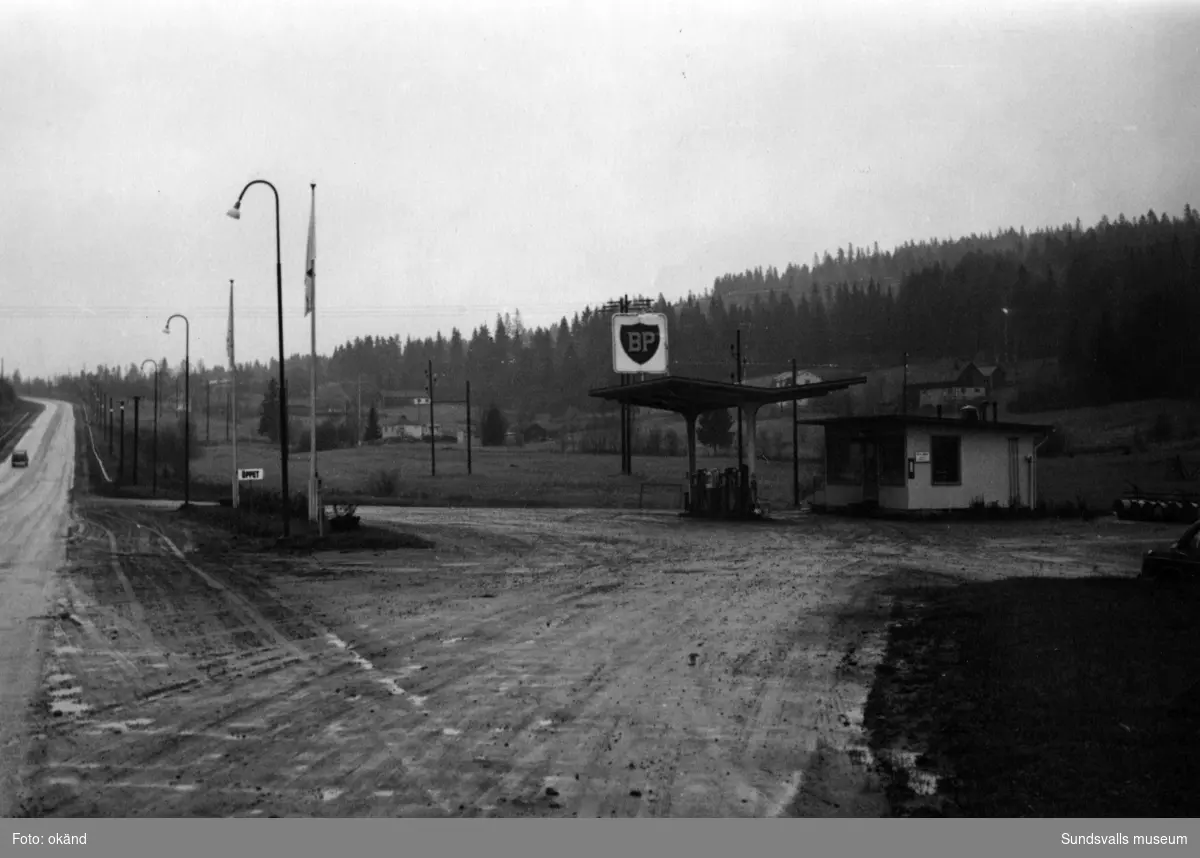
[27,206,1200,420]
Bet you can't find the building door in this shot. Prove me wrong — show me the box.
[1007,438,1021,507]
[863,441,879,504]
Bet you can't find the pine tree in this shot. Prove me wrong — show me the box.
[258,378,280,443]
[364,405,382,441]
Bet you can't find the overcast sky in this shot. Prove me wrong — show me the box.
[2,0,1199,380]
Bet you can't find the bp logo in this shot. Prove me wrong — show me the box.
[619,321,661,365]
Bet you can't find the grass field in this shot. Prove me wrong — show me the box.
[111,396,1200,514]
[183,438,822,510]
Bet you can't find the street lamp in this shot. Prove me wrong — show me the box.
[164,314,190,507]
[227,179,290,537]
[141,358,160,496]
[1001,307,1010,364]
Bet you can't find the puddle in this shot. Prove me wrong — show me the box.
[374,790,394,798]
[442,728,461,736]
[322,788,344,802]
[46,672,74,684]
[534,718,553,729]
[441,637,465,645]
[49,700,92,717]
[49,685,85,699]
[91,718,154,734]
[53,646,82,656]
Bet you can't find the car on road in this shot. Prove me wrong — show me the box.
[1141,520,1200,583]
[10,449,28,468]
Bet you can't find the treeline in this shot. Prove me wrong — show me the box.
[22,205,1200,424]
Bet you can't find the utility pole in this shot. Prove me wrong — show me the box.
[108,397,114,456]
[132,396,141,485]
[730,329,745,469]
[425,360,437,477]
[206,380,211,443]
[357,374,363,446]
[118,400,126,483]
[602,294,652,475]
[465,380,472,475]
[792,358,799,507]
[226,391,231,442]
[902,352,909,416]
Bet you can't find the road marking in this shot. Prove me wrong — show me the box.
[323,632,411,699]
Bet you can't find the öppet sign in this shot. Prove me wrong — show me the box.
[612,313,669,374]
[238,468,264,481]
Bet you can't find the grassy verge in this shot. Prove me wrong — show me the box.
[864,576,1200,817]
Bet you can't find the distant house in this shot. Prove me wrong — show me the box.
[745,368,824,412]
[904,361,1007,414]
[377,389,430,408]
[522,423,549,443]
[381,423,423,441]
[803,406,1052,513]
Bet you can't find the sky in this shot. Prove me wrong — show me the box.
[2,0,1200,380]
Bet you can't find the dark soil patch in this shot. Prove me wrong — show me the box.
[864,576,1200,817]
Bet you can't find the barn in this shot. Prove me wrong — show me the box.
[802,405,1052,513]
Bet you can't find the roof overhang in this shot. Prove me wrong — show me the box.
[796,414,1054,434]
[588,374,867,416]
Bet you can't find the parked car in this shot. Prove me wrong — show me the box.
[1140,521,1200,583]
[10,449,29,468]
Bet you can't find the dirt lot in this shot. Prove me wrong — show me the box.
[14,476,1186,817]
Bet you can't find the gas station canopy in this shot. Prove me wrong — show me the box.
[588,374,868,417]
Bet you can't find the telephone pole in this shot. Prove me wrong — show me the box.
[730,329,746,469]
[132,396,141,485]
[425,360,437,477]
[792,358,799,507]
[118,400,126,483]
[602,294,652,475]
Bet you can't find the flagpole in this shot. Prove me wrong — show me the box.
[306,183,322,534]
[229,279,239,509]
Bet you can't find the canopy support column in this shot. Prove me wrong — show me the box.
[685,412,698,481]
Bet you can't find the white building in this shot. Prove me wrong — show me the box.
[803,408,1052,513]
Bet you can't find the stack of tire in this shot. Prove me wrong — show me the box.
[1112,496,1200,522]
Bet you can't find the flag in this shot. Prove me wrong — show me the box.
[304,188,316,316]
[226,281,235,367]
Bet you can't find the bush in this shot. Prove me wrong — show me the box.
[644,427,663,456]
[663,428,680,457]
[481,405,508,447]
[365,468,400,497]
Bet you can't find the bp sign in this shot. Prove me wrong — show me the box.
[612,313,669,374]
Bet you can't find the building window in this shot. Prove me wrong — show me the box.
[931,435,961,485]
[826,434,863,485]
[878,435,907,486]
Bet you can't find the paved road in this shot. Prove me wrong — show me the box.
[0,399,75,817]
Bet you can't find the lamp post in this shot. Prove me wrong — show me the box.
[1001,306,1010,364]
[164,314,190,507]
[228,179,290,537]
[132,396,141,485]
[140,359,159,496]
[118,400,126,483]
